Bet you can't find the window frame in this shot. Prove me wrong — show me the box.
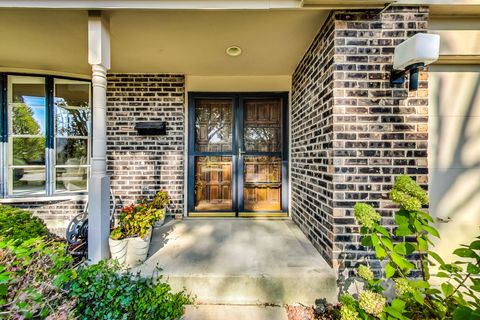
[0,72,92,199]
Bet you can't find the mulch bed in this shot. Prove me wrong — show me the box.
[286,302,340,320]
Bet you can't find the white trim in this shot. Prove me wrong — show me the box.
[0,0,302,9]
[0,193,88,203]
[0,68,90,80]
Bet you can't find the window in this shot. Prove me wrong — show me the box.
[1,74,91,197]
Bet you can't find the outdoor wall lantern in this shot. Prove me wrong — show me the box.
[390,33,440,91]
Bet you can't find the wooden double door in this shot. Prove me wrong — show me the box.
[188,93,288,217]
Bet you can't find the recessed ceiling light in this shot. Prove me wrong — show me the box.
[226,45,242,57]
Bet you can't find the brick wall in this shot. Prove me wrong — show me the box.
[291,17,336,263]
[291,7,429,275]
[106,74,185,216]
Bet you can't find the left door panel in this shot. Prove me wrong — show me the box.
[189,97,236,215]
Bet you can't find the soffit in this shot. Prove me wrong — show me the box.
[0,9,328,76]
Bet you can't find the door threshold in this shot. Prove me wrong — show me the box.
[187,212,289,218]
[239,212,288,218]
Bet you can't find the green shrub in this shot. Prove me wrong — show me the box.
[0,238,75,319]
[69,260,193,320]
[0,205,49,242]
[340,175,480,320]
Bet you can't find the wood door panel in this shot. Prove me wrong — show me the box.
[194,156,232,211]
[243,156,282,211]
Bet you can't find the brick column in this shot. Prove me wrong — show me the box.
[291,6,429,274]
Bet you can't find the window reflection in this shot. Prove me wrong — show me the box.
[244,99,281,152]
[54,79,90,193]
[8,76,46,195]
[195,99,232,152]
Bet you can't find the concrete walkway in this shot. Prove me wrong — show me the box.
[135,219,337,305]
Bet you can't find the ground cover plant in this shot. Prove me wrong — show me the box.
[0,205,49,243]
[0,204,192,319]
[335,176,480,320]
[69,260,192,320]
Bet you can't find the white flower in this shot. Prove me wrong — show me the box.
[359,290,386,317]
[358,265,374,281]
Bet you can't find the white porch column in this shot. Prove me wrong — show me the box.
[88,11,111,263]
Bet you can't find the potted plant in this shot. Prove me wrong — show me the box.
[148,190,170,228]
[108,227,127,264]
[109,202,157,267]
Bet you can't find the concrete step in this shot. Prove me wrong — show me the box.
[164,272,336,305]
[184,305,288,320]
[135,219,337,305]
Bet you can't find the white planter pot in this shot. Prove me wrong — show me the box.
[154,216,165,228]
[109,238,127,264]
[125,227,153,267]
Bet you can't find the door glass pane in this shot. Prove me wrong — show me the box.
[244,99,281,152]
[244,156,282,211]
[11,167,46,195]
[194,156,232,211]
[195,99,232,152]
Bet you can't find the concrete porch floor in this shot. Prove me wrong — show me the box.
[134,219,337,305]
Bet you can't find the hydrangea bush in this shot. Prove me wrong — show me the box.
[339,175,480,320]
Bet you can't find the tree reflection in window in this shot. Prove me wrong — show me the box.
[11,103,45,166]
[195,100,232,152]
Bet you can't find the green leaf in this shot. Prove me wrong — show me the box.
[395,209,410,224]
[380,236,394,251]
[471,285,480,292]
[442,283,454,297]
[467,263,480,274]
[405,242,416,254]
[391,298,406,312]
[410,280,430,289]
[418,237,428,251]
[396,225,413,237]
[436,271,450,278]
[376,245,387,260]
[413,220,423,232]
[375,225,390,237]
[371,233,379,248]
[454,248,479,259]
[412,290,424,304]
[385,306,405,319]
[391,252,415,271]
[469,240,480,250]
[453,306,480,320]
[361,236,373,247]
[422,225,440,238]
[428,250,445,265]
[386,263,396,278]
[394,243,407,255]
[417,211,434,223]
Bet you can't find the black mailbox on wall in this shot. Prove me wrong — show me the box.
[134,122,167,135]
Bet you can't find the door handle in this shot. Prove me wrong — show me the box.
[238,148,246,157]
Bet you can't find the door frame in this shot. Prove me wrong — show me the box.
[187,92,289,217]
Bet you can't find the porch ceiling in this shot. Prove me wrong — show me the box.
[0,9,328,76]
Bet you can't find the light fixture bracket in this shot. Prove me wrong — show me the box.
[390,63,424,91]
